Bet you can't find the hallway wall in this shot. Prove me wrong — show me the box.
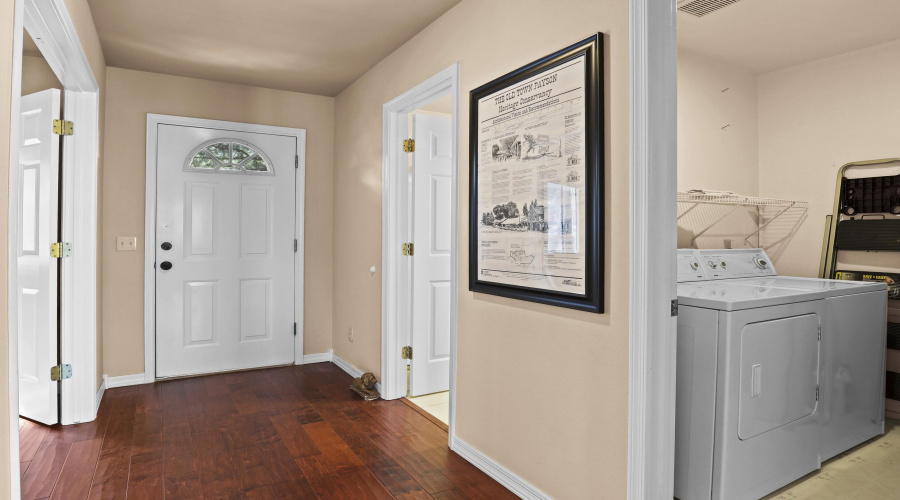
[101,67,335,377]
[332,0,630,497]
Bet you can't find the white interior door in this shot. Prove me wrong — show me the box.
[410,113,452,396]
[155,124,296,378]
[18,89,61,425]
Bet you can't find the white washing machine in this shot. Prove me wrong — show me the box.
[674,249,887,500]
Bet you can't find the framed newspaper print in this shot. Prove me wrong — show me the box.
[469,33,604,313]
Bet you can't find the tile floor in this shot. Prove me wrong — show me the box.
[764,418,900,499]
[406,391,449,425]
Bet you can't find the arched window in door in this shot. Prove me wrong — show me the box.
[185,139,273,174]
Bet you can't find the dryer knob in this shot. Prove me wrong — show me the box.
[755,258,768,269]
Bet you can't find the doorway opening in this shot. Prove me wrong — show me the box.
[143,114,306,381]
[381,65,459,439]
[668,1,900,499]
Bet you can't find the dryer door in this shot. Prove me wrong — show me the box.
[738,314,820,439]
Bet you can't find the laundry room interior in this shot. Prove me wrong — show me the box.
[674,0,900,499]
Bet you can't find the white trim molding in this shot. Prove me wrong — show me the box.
[144,114,306,382]
[105,373,149,389]
[628,0,679,499]
[381,64,460,443]
[450,436,550,500]
[95,375,107,413]
[303,350,333,364]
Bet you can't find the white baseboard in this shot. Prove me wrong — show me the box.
[95,375,107,413]
[105,373,148,389]
[450,436,550,500]
[302,349,333,364]
[331,351,383,394]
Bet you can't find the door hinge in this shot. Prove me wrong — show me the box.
[671,299,679,317]
[51,242,72,258]
[294,323,297,337]
[295,155,299,169]
[818,325,822,340]
[401,346,412,360]
[816,386,819,401]
[52,119,74,136]
[50,364,72,381]
[294,239,298,252]
[402,243,414,256]
[403,138,415,153]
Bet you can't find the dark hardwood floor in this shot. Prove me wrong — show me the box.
[19,363,515,499]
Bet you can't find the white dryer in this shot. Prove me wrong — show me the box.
[675,249,887,500]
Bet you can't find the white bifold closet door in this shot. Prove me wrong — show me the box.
[18,89,61,425]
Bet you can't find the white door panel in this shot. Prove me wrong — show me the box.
[411,113,452,396]
[18,89,61,425]
[155,125,296,378]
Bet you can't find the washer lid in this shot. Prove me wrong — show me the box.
[678,277,886,311]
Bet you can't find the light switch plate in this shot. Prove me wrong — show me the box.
[117,236,137,251]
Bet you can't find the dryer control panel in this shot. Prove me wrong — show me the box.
[677,249,777,282]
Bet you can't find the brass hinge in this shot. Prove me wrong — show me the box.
[50,364,72,381]
[671,299,678,317]
[294,239,298,252]
[52,119,74,136]
[402,243,414,256]
[401,346,412,360]
[295,155,299,169]
[51,242,72,258]
[294,323,297,337]
[403,138,415,153]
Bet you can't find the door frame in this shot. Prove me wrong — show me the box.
[7,0,101,492]
[381,64,459,432]
[143,114,306,381]
[627,0,679,499]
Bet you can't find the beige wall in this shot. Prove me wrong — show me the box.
[758,40,900,278]
[332,0,629,497]
[21,55,62,95]
[102,67,335,377]
[678,49,759,195]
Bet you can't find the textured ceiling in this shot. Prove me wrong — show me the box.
[86,0,461,96]
[678,0,900,74]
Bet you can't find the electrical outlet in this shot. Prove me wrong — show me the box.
[348,327,354,342]
[724,239,732,249]
[117,236,137,251]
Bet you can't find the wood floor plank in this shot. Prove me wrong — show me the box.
[204,375,231,397]
[91,447,132,486]
[270,413,321,458]
[195,451,241,500]
[163,471,203,500]
[228,446,272,492]
[48,437,103,500]
[21,435,72,500]
[303,421,366,475]
[19,420,50,462]
[126,451,164,499]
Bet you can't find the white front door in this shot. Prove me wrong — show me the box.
[410,113,452,396]
[155,124,297,378]
[18,89,61,425]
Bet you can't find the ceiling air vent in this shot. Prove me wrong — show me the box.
[677,0,743,17]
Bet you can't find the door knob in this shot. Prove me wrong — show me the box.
[159,261,173,271]
[161,242,172,251]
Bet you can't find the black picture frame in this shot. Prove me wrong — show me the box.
[468,33,604,313]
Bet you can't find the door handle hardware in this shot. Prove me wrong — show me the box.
[160,261,173,271]
[161,242,172,251]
